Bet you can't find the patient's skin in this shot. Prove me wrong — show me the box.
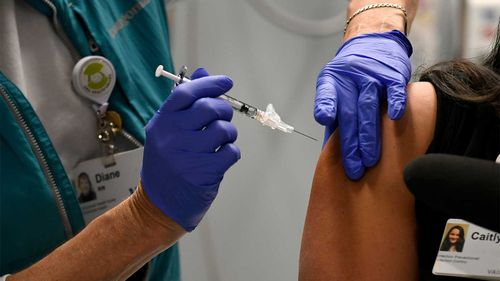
[300,82,437,281]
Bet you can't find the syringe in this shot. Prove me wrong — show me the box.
[155,65,317,141]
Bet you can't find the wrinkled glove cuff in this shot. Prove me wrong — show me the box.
[337,30,413,57]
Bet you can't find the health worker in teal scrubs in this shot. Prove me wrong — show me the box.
[1,1,238,280]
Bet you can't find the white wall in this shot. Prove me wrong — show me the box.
[169,0,345,280]
[462,0,500,60]
[409,0,463,69]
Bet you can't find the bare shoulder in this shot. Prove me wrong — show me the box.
[407,81,436,103]
[299,82,437,281]
[402,81,437,145]
[381,81,437,165]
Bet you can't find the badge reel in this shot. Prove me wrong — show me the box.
[71,56,144,224]
[72,56,118,167]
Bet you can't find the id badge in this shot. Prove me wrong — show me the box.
[71,147,143,224]
[433,219,500,280]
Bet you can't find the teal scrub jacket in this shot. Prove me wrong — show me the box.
[0,0,179,279]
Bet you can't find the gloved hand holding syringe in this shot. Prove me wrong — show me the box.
[155,65,317,141]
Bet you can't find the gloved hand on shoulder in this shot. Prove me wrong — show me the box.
[141,68,240,231]
[314,30,412,180]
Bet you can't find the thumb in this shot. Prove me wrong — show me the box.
[191,68,210,80]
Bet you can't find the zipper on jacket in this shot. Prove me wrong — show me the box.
[42,0,81,61]
[0,84,74,239]
[119,130,143,148]
[43,0,100,55]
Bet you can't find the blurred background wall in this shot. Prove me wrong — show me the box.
[166,1,499,280]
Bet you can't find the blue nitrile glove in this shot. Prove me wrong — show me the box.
[141,68,241,231]
[315,30,412,180]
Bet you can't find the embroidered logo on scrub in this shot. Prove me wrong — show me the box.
[108,0,151,38]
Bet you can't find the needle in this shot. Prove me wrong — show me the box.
[293,129,318,141]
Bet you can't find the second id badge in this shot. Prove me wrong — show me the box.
[433,218,500,280]
[72,147,144,224]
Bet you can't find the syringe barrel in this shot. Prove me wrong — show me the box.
[219,95,258,118]
[155,66,259,118]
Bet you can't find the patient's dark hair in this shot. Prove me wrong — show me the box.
[419,21,500,115]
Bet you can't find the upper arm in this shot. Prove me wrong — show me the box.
[299,82,437,281]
